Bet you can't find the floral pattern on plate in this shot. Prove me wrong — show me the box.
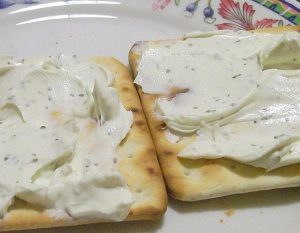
[215,0,283,30]
[0,0,38,9]
[152,0,299,29]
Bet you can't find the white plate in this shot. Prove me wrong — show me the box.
[0,0,299,232]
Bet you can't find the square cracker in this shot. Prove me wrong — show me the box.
[0,57,167,232]
[129,26,300,201]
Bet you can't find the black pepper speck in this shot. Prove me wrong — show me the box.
[274,134,285,139]
[205,109,216,113]
[232,74,241,79]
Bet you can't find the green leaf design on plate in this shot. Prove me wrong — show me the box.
[175,0,181,6]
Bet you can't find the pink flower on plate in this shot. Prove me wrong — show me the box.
[152,0,172,10]
[216,0,279,30]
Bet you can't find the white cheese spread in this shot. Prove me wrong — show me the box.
[135,30,300,171]
[0,55,134,220]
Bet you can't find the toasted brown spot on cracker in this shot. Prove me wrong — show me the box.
[157,122,167,131]
[163,151,173,156]
[147,167,159,176]
[122,87,130,92]
[135,120,145,127]
[147,148,156,154]
[130,107,139,113]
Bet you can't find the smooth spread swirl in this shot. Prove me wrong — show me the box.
[0,55,134,220]
[135,30,300,171]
